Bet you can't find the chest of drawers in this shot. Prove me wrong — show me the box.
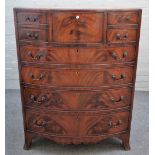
[14,8,142,150]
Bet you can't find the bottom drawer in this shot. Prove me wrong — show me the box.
[25,110,129,137]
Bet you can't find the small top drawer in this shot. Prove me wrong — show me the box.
[16,12,47,25]
[18,28,48,43]
[107,29,137,44]
[52,12,103,44]
[107,11,139,25]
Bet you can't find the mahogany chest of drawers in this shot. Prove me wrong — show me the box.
[14,8,142,150]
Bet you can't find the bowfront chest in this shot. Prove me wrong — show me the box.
[14,8,142,150]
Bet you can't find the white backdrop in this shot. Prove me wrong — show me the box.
[5,0,149,91]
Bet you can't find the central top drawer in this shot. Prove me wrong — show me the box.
[52,12,103,44]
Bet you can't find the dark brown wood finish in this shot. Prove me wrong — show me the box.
[14,8,142,150]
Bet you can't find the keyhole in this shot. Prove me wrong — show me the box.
[76,113,79,120]
[76,71,79,75]
[77,49,79,53]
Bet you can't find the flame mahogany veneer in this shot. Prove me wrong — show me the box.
[14,8,142,150]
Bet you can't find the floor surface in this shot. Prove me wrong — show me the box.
[5,90,149,155]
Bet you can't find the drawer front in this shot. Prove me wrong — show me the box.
[107,29,137,44]
[23,87,132,111]
[21,66,134,86]
[79,111,129,136]
[20,46,136,64]
[21,67,104,86]
[52,12,103,43]
[108,11,139,25]
[18,28,48,42]
[26,110,129,136]
[105,46,136,62]
[16,12,47,25]
[25,110,77,136]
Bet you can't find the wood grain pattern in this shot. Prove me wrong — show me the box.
[16,11,47,25]
[20,46,137,64]
[13,8,142,150]
[23,87,132,111]
[52,12,103,43]
[107,29,138,44]
[26,109,129,137]
[18,28,48,42]
[81,111,129,136]
[21,66,134,87]
[26,109,77,136]
[107,11,139,25]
